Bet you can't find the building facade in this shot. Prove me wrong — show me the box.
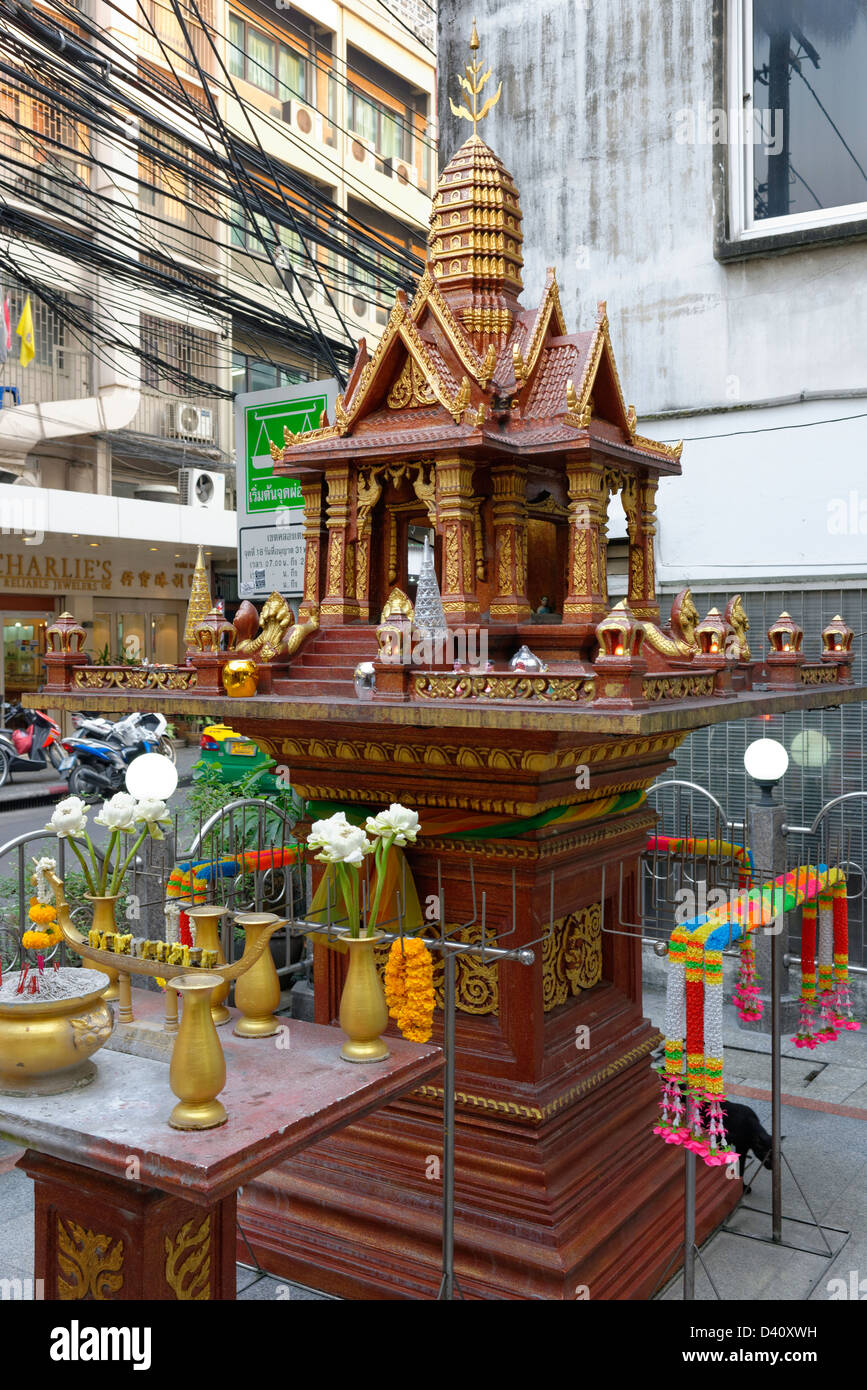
[438,0,867,963]
[0,0,435,691]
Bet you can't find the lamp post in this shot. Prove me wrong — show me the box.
[743,737,789,1242]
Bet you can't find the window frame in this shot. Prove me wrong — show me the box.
[347,83,411,162]
[227,12,310,105]
[718,0,867,260]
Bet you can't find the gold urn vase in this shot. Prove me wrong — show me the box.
[0,970,114,1096]
[85,894,122,1000]
[232,913,283,1037]
[338,934,390,1063]
[166,973,227,1130]
[186,904,231,1025]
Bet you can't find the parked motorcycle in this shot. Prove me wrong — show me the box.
[0,703,66,787]
[58,725,162,799]
[72,710,175,764]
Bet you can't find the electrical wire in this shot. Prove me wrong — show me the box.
[0,0,430,398]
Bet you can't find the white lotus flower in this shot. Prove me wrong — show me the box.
[307,811,372,865]
[46,796,88,839]
[95,792,139,833]
[134,797,172,840]
[364,803,420,847]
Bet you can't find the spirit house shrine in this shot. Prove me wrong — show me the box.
[36,29,862,1303]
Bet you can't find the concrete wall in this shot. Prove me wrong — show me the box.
[438,0,867,414]
[437,0,867,585]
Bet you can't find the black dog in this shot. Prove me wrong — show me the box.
[720,1100,773,1191]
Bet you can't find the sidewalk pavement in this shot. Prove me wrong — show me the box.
[643,982,867,1301]
[0,977,864,1301]
[0,741,202,811]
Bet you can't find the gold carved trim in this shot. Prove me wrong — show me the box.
[165,1216,211,1300]
[57,1217,124,1300]
[642,673,715,701]
[413,673,594,703]
[375,922,498,1016]
[414,1034,661,1123]
[542,904,602,1012]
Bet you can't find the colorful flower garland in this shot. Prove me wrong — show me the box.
[658,863,854,1169]
[384,937,435,1043]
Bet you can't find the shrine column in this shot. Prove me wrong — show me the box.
[321,465,357,624]
[627,474,660,623]
[353,470,382,624]
[299,479,326,620]
[563,458,608,625]
[435,455,480,624]
[489,462,530,622]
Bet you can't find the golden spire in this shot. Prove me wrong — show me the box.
[449,17,502,138]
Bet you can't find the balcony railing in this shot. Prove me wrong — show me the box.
[129,388,225,453]
[0,348,92,408]
[139,0,215,79]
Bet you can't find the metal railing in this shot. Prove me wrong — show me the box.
[0,347,92,408]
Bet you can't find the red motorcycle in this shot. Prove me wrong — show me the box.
[0,702,65,784]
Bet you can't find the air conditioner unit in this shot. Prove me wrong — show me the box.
[349,134,375,168]
[383,157,419,189]
[169,402,214,441]
[178,467,226,510]
[351,295,369,319]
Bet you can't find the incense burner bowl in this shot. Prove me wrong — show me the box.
[0,968,114,1096]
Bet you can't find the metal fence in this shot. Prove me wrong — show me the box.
[658,585,867,965]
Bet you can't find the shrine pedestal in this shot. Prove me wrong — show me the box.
[0,1015,441,1302]
[234,714,739,1299]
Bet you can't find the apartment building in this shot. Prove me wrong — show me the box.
[0,0,435,692]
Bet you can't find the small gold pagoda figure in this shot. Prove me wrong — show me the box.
[184,547,213,649]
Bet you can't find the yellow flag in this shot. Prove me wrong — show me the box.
[16,296,34,367]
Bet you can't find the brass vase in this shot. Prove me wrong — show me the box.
[85,894,122,1000]
[166,973,227,1130]
[339,933,390,1063]
[186,904,231,1025]
[233,913,282,1038]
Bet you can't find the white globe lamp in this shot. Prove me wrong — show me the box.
[125,753,179,802]
[743,737,788,803]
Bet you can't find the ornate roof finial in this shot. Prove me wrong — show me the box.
[449,18,502,138]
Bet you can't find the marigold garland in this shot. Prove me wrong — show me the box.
[28,899,57,927]
[384,937,435,1043]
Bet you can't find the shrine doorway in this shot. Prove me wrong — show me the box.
[525,496,568,619]
[372,499,440,619]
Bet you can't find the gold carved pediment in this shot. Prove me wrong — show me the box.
[387,355,438,410]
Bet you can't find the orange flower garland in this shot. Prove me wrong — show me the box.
[384,937,435,1043]
[23,898,60,951]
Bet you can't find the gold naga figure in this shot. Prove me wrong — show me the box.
[635,589,702,660]
[233,592,320,663]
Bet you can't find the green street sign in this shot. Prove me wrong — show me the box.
[234,379,339,599]
[241,390,327,514]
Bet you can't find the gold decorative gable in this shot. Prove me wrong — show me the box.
[388,355,438,410]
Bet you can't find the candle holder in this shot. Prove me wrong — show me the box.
[166,973,228,1130]
[186,905,231,1025]
[232,913,283,1038]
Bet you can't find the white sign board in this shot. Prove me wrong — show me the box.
[234,378,338,600]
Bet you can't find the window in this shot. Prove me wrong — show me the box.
[348,85,410,161]
[228,13,244,79]
[231,350,309,394]
[727,1,867,244]
[229,203,304,261]
[227,13,308,103]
